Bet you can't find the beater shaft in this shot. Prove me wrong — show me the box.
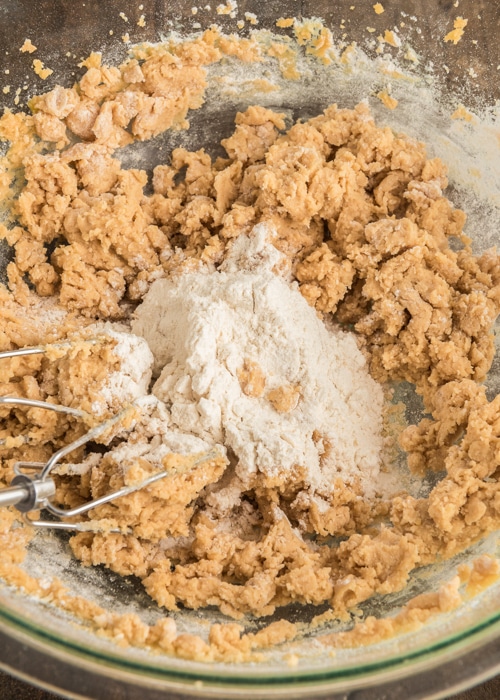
[0,484,30,509]
[0,474,56,512]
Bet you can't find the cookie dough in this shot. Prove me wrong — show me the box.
[0,30,499,659]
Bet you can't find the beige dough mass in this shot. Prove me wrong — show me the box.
[0,30,499,657]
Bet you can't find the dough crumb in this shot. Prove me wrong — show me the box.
[381,29,401,47]
[238,359,266,398]
[404,46,419,63]
[377,90,398,109]
[444,17,468,44]
[245,12,258,25]
[267,384,301,413]
[217,1,237,15]
[276,18,294,28]
[451,105,474,122]
[373,3,384,14]
[32,59,53,79]
[20,39,37,53]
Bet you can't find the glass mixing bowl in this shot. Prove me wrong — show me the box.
[0,1,499,698]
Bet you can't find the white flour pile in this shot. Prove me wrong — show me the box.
[131,224,385,497]
[90,328,153,416]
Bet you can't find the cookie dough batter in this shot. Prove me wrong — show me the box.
[0,29,499,658]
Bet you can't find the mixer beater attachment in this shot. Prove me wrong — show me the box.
[0,342,219,532]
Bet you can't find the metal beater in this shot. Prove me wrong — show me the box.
[0,341,220,532]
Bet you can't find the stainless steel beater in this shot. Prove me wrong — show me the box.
[0,341,220,532]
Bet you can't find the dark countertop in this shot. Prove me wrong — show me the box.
[1,670,499,700]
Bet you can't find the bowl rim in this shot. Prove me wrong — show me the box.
[0,587,499,698]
